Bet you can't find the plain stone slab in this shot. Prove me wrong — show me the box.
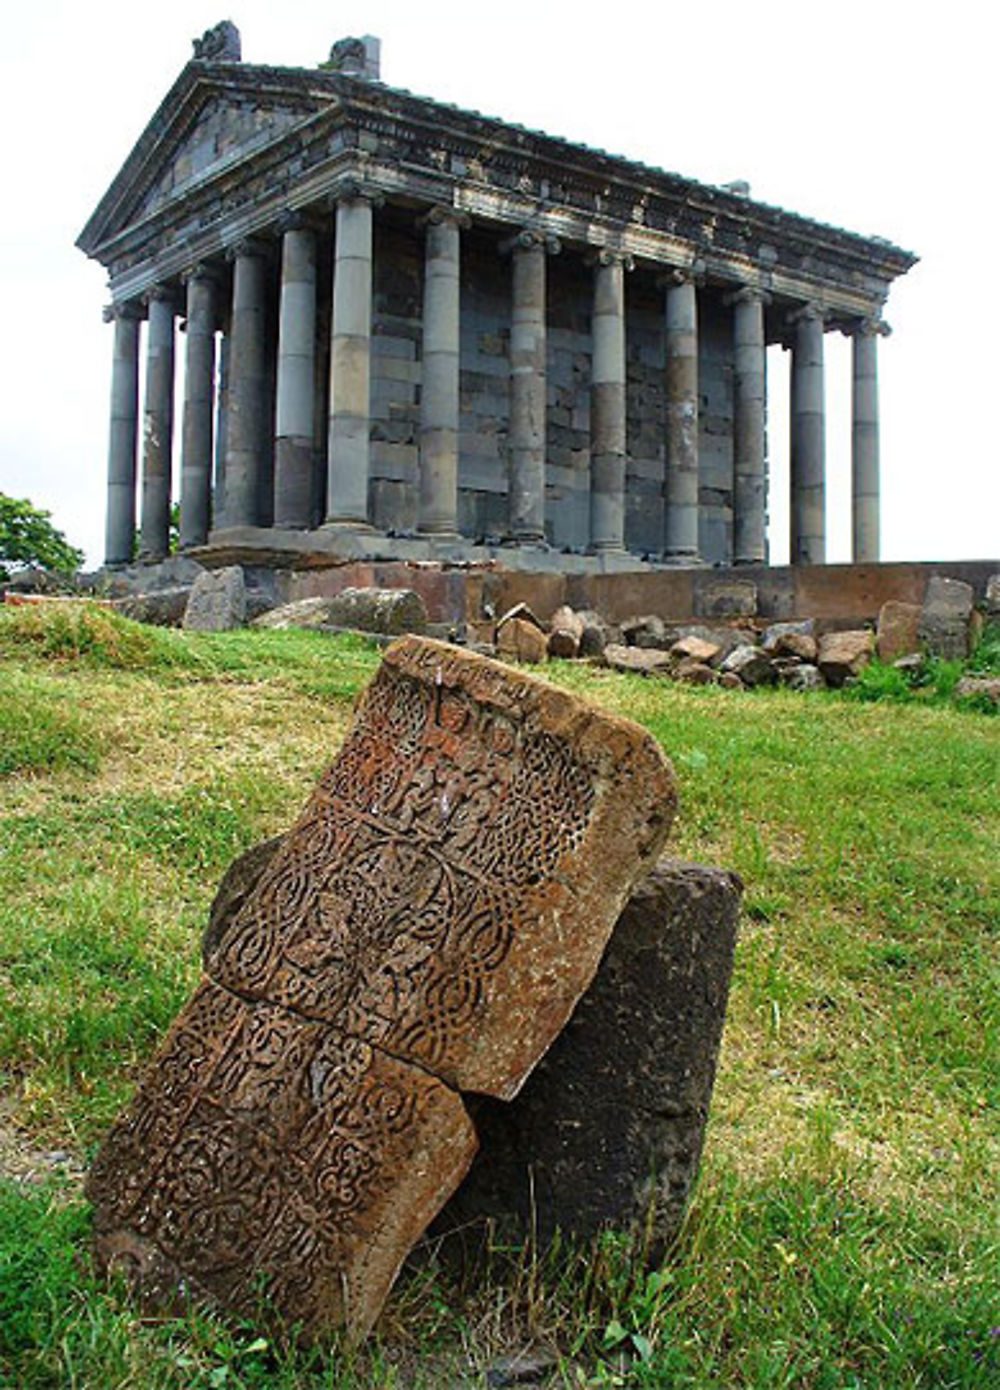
[780,663,825,691]
[621,614,669,649]
[435,859,740,1256]
[817,629,875,686]
[496,617,548,664]
[182,566,246,631]
[920,576,975,660]
[547,605,584,659]
[696,578,757,620]
[254,588,427,636]
[985,574,1000,618]
[603,643,674,676]
[876,601,922,663]
[88,637,676,1340]
[113,586,193,627]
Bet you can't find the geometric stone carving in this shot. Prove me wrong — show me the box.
[87,637,676,1339]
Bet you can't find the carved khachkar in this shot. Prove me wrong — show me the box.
[87,637,676,1339]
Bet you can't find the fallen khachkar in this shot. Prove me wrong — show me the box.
[87,637,681,1337]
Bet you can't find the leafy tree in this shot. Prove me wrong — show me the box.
[0,494,84,582]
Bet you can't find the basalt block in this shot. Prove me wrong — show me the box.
[434,860,740,1256]
[87,637,676,1340]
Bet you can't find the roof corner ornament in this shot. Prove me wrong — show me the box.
[192,20,241,62]
[324,35,381,81]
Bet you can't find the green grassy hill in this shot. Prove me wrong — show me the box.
[1,605,998,1388]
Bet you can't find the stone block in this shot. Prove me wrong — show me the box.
[920,576,975,660]
[696,578,757,621]
[876,601,922,663]
[670,634,721,665]
[114,586,193,628]
[674,658,718,685]
[954,676,1000,709]
[254,589,428,636]
[720,644,775,687]
[547,605,584,659]
[87,638,675,1339]
[621,614,669,649]
[496,616,548,664]
[436,860,740,1254]
[817,629,875,687]
[781,663,825,691]
[604,643,674,676]
[985,574,1000,618]
[182,567,246,632]
[761,619,817,658]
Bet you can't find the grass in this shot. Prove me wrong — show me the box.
[1,604,998,1387]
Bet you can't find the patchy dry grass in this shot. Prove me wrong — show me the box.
[2,607,998,1387]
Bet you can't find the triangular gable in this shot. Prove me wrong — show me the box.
[78,63,338,256]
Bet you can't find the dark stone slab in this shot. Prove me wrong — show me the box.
[433,859,740,1256]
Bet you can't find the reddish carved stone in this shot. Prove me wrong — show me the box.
[88,637,676,1339]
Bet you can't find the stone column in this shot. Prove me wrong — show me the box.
[507,230,557,542]
[589,250,629,552]
[103,302,142,566]
[274,216,317,528]
[179,267,217,549]
[731,286,769,564]
[213,328,230,529]
[663,271,700,562]
[139,287,175,561]
[419,208,468,536]
[852,318,885,562]
[224,239,270,529]
[326,191,375,526]
[789,303,826,565]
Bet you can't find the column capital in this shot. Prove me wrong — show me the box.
[181,262,221,287]
[786,300,827,328]
[657,259,706,290]
[328,178,384,209]
[225,236,270,263]
[588,247,634,270]
[500,227,561,256]
[418,204,472,231]
[103,300,143,324]
[848,315,892,339]
[276,207,323,236]
[724,284,772,308]
[143,284,178,309]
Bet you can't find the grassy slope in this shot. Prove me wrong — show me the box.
[1,605,997,1388]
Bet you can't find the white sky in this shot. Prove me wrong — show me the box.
[1,0,996,569]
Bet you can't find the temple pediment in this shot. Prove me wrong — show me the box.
[78,65,335,256]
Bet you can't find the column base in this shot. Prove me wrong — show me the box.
[660,550,704,567]
[321,518,378,534]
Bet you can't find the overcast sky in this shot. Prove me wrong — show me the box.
[1,0,996,569]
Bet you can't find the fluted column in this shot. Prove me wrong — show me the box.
[590,250,629,552]
[274,216,317,528]
[103,302,142,566]
[852,318,885,562]
[326,191,375,526]
[224,239,269,528]
[731,286,769,564]
[663,271,700,562]
[139,287,175,561]
[213,329,230,528]
[790,303,826,564]
[508,230,558,542]
[179,267,217,549]
[419,208,468,535]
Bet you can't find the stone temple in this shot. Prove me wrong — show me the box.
[79,22,915,576]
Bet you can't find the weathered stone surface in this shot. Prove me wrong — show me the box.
[112,586,193,627]
[780,663,825,691]
[761,618,816,653]
[255,588,428,635]
[920,576,975,660]
[495,601,545,634]
[719,644,775,687]
[435,860,740,1255]
[876,600,922,663]
[954,676,1000,708]
[621,614,669,649]
[697,578,757,619]
[817,629,875,686]
[670,634,721,665]
[718,671,744,690]
[669,623,745,664]
[603,643,674,676]
[496,616,548,664]
[88,637,675,1340]
[762,627,818,662]
[673,658,718,685]
[182,566,246,631]
[547,605,584,659]
[986,574,1000,618]
[577,609,611,659]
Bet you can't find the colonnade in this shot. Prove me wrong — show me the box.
[102,192,884,567]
